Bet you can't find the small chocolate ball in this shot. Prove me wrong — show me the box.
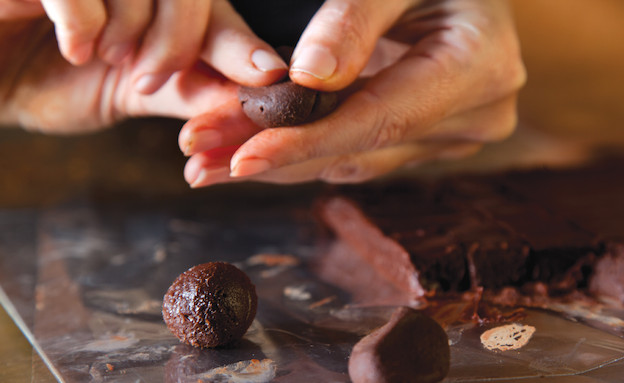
[239,81,337,128]
[348,307,450,383]
[162,262,258,348]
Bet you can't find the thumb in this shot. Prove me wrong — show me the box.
[289,0,411,91]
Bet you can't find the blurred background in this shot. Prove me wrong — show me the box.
[1,0,624,208]
[1,0,623,381]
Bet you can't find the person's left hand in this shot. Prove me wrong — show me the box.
[180,0,526,187]
[0,0,286,132]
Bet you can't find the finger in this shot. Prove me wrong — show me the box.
[289,0,412,91]
[254,141,482,184]
[229,27,520,178]
[119,63,241,123]
[96,0,152,65]
[227,46,457,177]
[200,0,288,87]
[188,141,482,188]
[422,95,519,142]
[0,0,44,19]
[179,108,263,157]
[184,146,241,188]
[132,0,212,94]
[40,0,106,65]
[228,86,428,178]
[228,88,516,178]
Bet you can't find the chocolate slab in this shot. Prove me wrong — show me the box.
[318,159,624,300]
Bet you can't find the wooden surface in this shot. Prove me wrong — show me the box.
[0,306,56,382]
[1,1,624,381]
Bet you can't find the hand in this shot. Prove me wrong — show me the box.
[0,0,288,131]
[181,0,526,187]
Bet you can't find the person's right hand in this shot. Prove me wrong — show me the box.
[0,0,288,132]
[180,0,527,187]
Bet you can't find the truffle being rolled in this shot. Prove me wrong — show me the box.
[162,262,258,348]
[239,81,337,128]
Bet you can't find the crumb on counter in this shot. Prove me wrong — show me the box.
[480,323,536,351]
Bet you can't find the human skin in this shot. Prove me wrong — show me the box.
[0,0,287,131]
[181,0,526,186]
[0,0,525,186]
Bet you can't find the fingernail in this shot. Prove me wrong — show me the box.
[191,167,231,188]
[291,45,337,80]
[134,73,171,94]
[251,49,288,72]
[230,158,272,177]
[102,42,133,65]
[68,41,94,66]
[184,130,222,156]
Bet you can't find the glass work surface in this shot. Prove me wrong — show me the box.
[1,186,623,383]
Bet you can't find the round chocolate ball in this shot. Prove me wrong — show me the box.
[162,262,258,348]
[349,307,450,383]
[239,81,337,128]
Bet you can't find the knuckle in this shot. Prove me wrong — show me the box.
[370,116,408,149]
[491,36,527,97]
[347,90,410,151]
[427,28,481,76]
[360,92,408,150]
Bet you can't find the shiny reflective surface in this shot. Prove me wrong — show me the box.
[1,183,624,382]
[2,0,624,381]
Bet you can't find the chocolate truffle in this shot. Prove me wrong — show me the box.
[348,307,450,383]
[239,81,337,128]
[162,262,258,348]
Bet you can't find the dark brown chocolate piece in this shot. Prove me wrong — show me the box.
[319,171,606,297]
[239,81,337,128]
[348,306,450,383]
[162,262,258,348]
